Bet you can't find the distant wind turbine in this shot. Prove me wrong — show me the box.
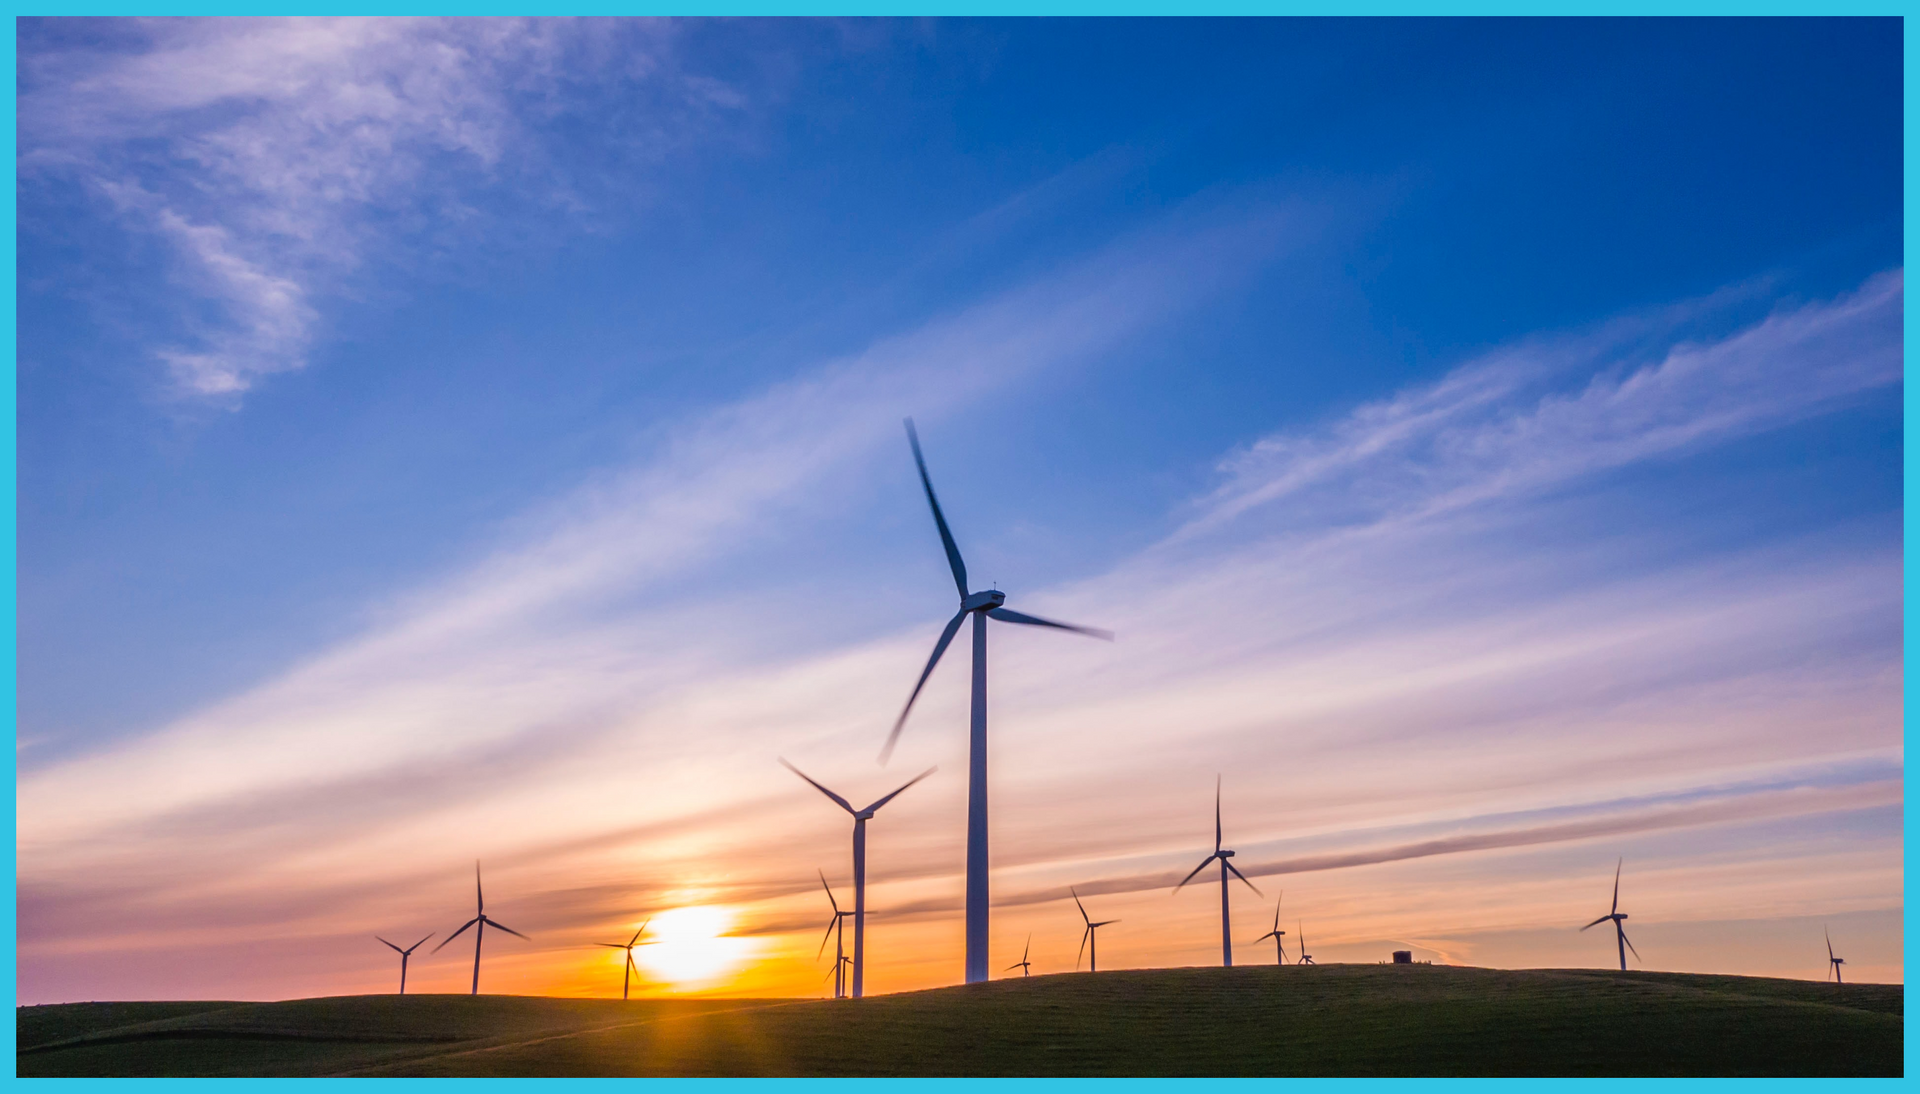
[1005,934,1033,978]
[1580,858,1639,971]
[1073,887,1118,972]
[595,921,651,1000]
[1174,776,1262,967]
[1252,893,1287,965]
[433,862,529,995]
[884,418,1113,984]
[1297,922,1314,965]
[376,932,433,995]
[782,759,934,999]
[1826,929,1846,984]
[816,871,855,1000]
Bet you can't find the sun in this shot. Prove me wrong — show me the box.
[633,906,753,989]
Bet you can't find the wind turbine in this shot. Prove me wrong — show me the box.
[782,760,935,999]
[816,871,855,1000]
[433,862,529,995]
[1826,929,1846,984]
[1252,893,1287,965]
[884,418,1113,984]
[1005,934,1033,978]
[1174,776,1262,967]
[595,921,651,1000]
[1580,857,1639,971]
[376,932,433,995]
[1297,922,1314,965]
[1073,887,1118,972]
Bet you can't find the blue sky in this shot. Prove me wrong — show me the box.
[15,17,1902,1001]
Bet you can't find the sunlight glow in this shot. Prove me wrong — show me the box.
[634,906,755,989]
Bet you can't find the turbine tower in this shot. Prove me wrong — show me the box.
[595,921,651,1000]
[1174,776,1262,967]
[782,759,935,998]
[1826,929,1846,984]
[1252,893,1287,965]
[1073,887,1118,972]
[1297,922,1314,964]
[885,418,1112,984]
[1005,934,1033,978]
[1580,857,1639,971]
[816,871,855,1000]
[376,932,433,995]
[433,862,529,995]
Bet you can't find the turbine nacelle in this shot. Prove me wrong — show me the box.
[1218,849,1235,859]
[962,589,1007,611]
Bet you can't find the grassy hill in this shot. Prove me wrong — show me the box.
[18,964,1902,1077]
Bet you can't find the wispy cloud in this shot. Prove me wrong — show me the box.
[20,17,723,400]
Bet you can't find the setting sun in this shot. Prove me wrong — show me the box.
[634,906,755,990]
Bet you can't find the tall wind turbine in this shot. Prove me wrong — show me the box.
[376,932,433,995]
[1252,893,1287,965]
[816,871,855,1000]
[1005,934,1033,978]
[595,921,651,1000]
[1580,858,1639,971]
[1826,929,1846,984]
[433,862,529,995]
[1297,922,1314,965]
[1174,776,1262,967]
[1073,887,1118,973]
[782,760,934,999]
[884,418,1113,984]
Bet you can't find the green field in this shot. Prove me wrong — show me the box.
[18,964,1901,1077]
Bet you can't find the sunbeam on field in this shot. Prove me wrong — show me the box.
[634,906,756,990]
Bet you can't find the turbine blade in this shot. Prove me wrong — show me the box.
[1094,920,1119,927]
[433,918,480,952]
[1023,934,1031,963]
[905,419,968,599]
[984,607,1112,641]
[629,927,644,948]
[818,916,838,960]
[1224,857,1262,896]
[409,932,434,954]
[1621,927,1641,962]
[596,942,628,949]
[1077,925,1090,969]
[1580,915,1610,931]
[377,936,403,954]
[1215,775,1223,853]
[1826,928,1834,962]
[486,918,529,941]
[1072,886,1090,925]
[881,609,968,763]
[476,861,484,916]
[862,765,938,814]
[1611,858,1621,916]
[780,759,855,814]
[1174,855,1218,892]
[820,870,841,914]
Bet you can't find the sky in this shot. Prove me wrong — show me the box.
[15,17,1903,1003]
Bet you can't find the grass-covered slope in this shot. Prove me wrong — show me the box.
[18,964,1902,1077]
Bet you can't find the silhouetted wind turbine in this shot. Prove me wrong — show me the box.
[595,921,651,1000]
[1073,887,1118,972]
[1005,934,1033,978]
[1252,893,1287,965]
[884,418,1113,984]
[433,862,529,995]
[376,932,433,995]
[1826,929,1846,984]
[1174,776,1262,967]
[1297,922,1314,965]
[782,760,934,999]
[1580,858,1639,971]
[816,871,855,1000]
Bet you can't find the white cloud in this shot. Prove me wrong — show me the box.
[20,17,711,401]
